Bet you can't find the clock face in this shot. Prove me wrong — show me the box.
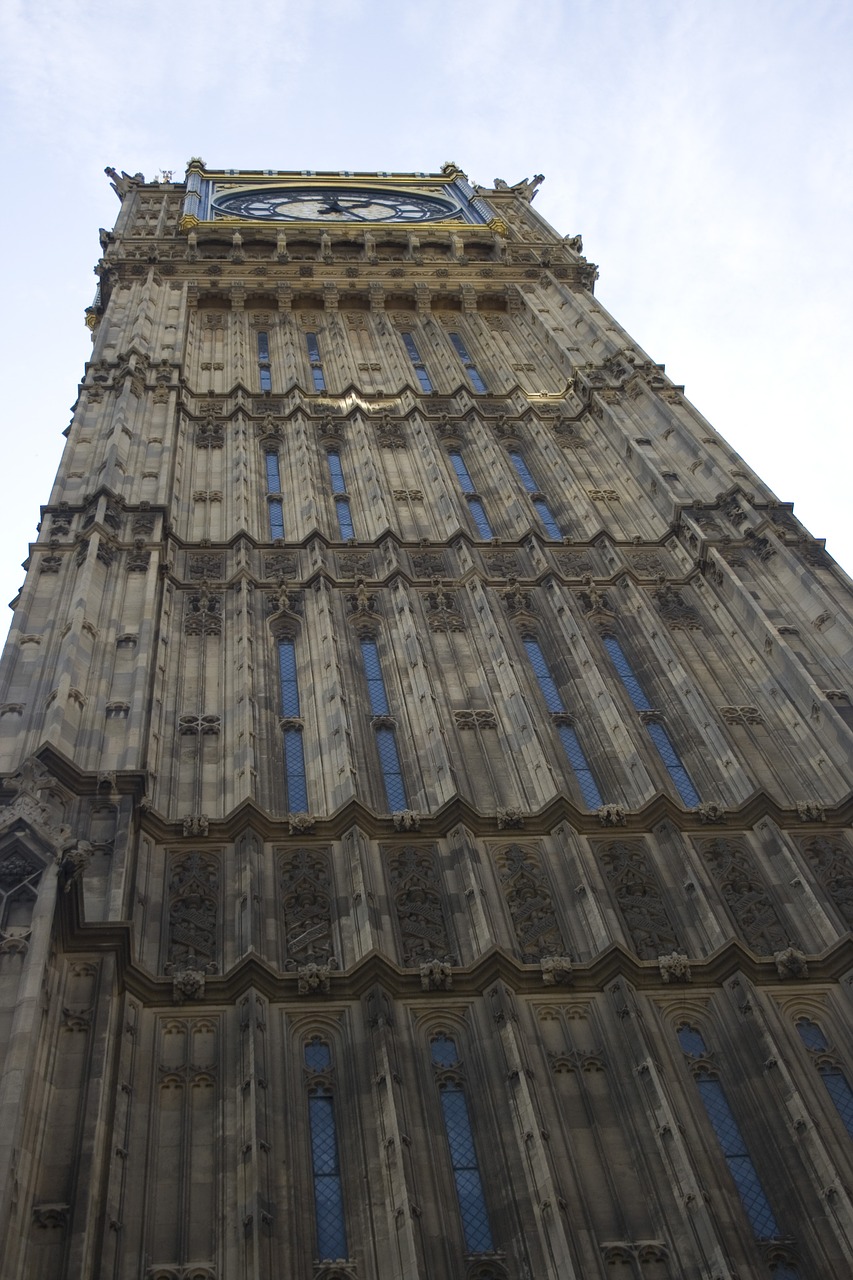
[211,186,460,224]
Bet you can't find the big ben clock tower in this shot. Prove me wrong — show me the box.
[0,159,851,1279]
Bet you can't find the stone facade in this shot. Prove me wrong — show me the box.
[0,161,851,1278]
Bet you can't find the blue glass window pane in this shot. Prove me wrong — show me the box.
[437,1086,493,1253]
[306,332,326,391]
[448,332,487,393]
[430,1035,459,1067]
[441,1087,479,1167]
[308,1091,347,1259]
[259,366,272,392]
[696,1075,780,1239]
[375,727,407,810]
[677,1024,709,1058]
[327,452,346,493]
[797,1019,829,1052]
[467,497,494,539]
[509,451,537,492]
[771,1268,800,1280]
[278,640,300,716]
[821,1068,853,1137]
[257,332,270,361]
[602,634,652,710]
[360,639,389,715]
[402,332,421,361]
[265,452,281,493]
[402,332,433,392]
[646,722,701,806]
[557,725,602,808]
[305,1037,332,1071]
[523,637,564,712]
[453,1167,493,1253]
[449,450,475,493]
[283,730,308,811]
[268,499,284,540]
[335,497,355,539]
[448,332,472,361]
[533,497,562,539]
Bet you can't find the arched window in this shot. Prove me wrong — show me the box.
[304,1037,348,1261]
[677,1024,794,1254]
[796,1018,853,1137]
[602,633,699,806]
[278,639,308,812]
[429,1034,494,1254]
[522,635,602,808]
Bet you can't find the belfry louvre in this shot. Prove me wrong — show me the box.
[0,160,851,1279]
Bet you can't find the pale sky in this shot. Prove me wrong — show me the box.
[1,0,851,651]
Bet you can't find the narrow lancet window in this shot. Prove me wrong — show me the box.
[360,637,407,811]
[278,639,308,812]
[522,635,602,807]
[448,331,487,393]
[602,633,700,806]
[304,1037,348,1261]
[305,332,326,392]
[677,1025,793,1257]
[265,457,284,539]
[265,449,284,540]
[257,331,272,392]
[430,1034,494,1254]
[447,449,493,538]
[326,451,355,539]
[401,331,433,392]
[508,449,563,538]
[796,1018,853,1137]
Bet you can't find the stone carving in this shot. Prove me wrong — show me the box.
[279,848,334,967]
[453,709,497,731]
[423,580,464,631]
[178,714,221,735]
[775,947,808,979]
[338,551,372,578]
[32,1203,70,1230]
[587,488,620,502]
[578,578,614,618]
[659,952,691,983]
[719,705,764,725]
[347,579,379,632]
[495,844,568,962]
[374,413,405,448]
[189,553,224,580]
[181,815,209,837]
[195,418,225,449]
[800,836,853,928]
[392,809,421,832]
[501,580,536,621]
[699,839,793,954]
[184,584,222,636]
[287,812,315,834]
[419,960,453,991]
[695,801,727,824]
[497,806,525,830]
[652,581,702,630]
[412,551,446,577]
[297,961,336,994]
[1,758,66,836]
[628,551,667,576]
[796,801,826,822]
[388,846,453,967]
[166,852,219,973]
[597,804,626,827]
[540,956,573,985]
[393,488,423,502]
[126,542,151,573]
[598,841,681,959]
[482,551,519,578]
[172,969,205,1003]
[264,551,298,580]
